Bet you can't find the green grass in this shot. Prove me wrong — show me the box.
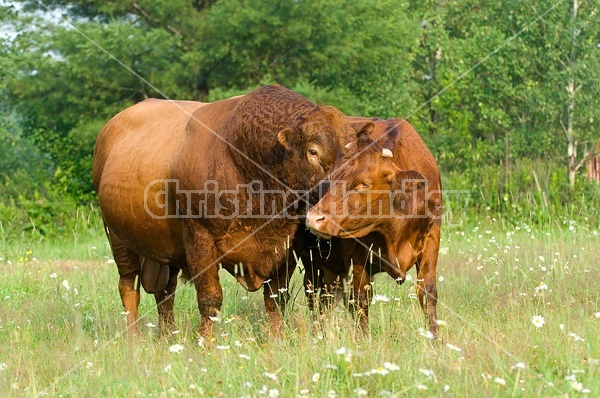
[0,219,599,397]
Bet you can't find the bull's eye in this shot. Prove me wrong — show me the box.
[354,180,372,190]
[307,145,323,170]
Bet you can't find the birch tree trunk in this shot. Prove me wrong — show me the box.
[566,0,578,190]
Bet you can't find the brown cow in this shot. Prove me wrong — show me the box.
[303,117,443,337]
[93,85,372,337]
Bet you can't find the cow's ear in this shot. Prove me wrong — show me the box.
[277,127,295,150]
[393,170,427,216]
[350,121,375,140]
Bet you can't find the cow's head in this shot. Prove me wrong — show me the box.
[305,133,427,239]
[277,106,374,190]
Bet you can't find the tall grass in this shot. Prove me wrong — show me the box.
[0,217,598,397]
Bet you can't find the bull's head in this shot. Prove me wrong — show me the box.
[276,106,374,190]
[306,133,427,239]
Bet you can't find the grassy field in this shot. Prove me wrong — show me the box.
[0,218,599,397]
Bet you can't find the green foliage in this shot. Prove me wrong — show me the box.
[1,0,599,236]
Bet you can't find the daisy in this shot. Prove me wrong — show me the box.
[371,367,389,376]
[384,362,400,371]
[531,315,545,328]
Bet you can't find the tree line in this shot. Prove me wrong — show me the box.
[0,0,598,236]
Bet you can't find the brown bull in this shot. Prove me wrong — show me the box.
[303,117,443,337]
[93,85,372,337]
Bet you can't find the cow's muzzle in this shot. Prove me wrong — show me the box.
[306,209,334,239]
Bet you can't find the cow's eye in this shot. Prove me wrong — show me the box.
[308,149,318,156]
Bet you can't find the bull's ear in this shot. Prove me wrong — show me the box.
[393,170,427,216]
[277,127,295,150]
[350,121,375,140]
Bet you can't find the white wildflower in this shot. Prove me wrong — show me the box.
[568,332,585,342]
[355,388,368,396]
[372,367,389,375]
[494,377,506,386]
[263,372,278,382]
[419,368,435,378]
[372,294,390,303]
[531,315,545,328]
[510,362,525,371]
[169,344,184,353]
[50,273,58,279]
[418,328,435,339]
[312,373,320,382]
[446,343,462,352]
[534,283,548,293]
[384,362,400,371]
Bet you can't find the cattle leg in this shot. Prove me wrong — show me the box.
[191,264,222,339]
[154,264,181,336]
[263,264,295,337]
[184,226,223,339]
[349,264,372,332]
[416,227,441,338]
[106,229,142,337]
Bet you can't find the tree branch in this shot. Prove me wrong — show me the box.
[574,147,600,172]
[131,2,182,37]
